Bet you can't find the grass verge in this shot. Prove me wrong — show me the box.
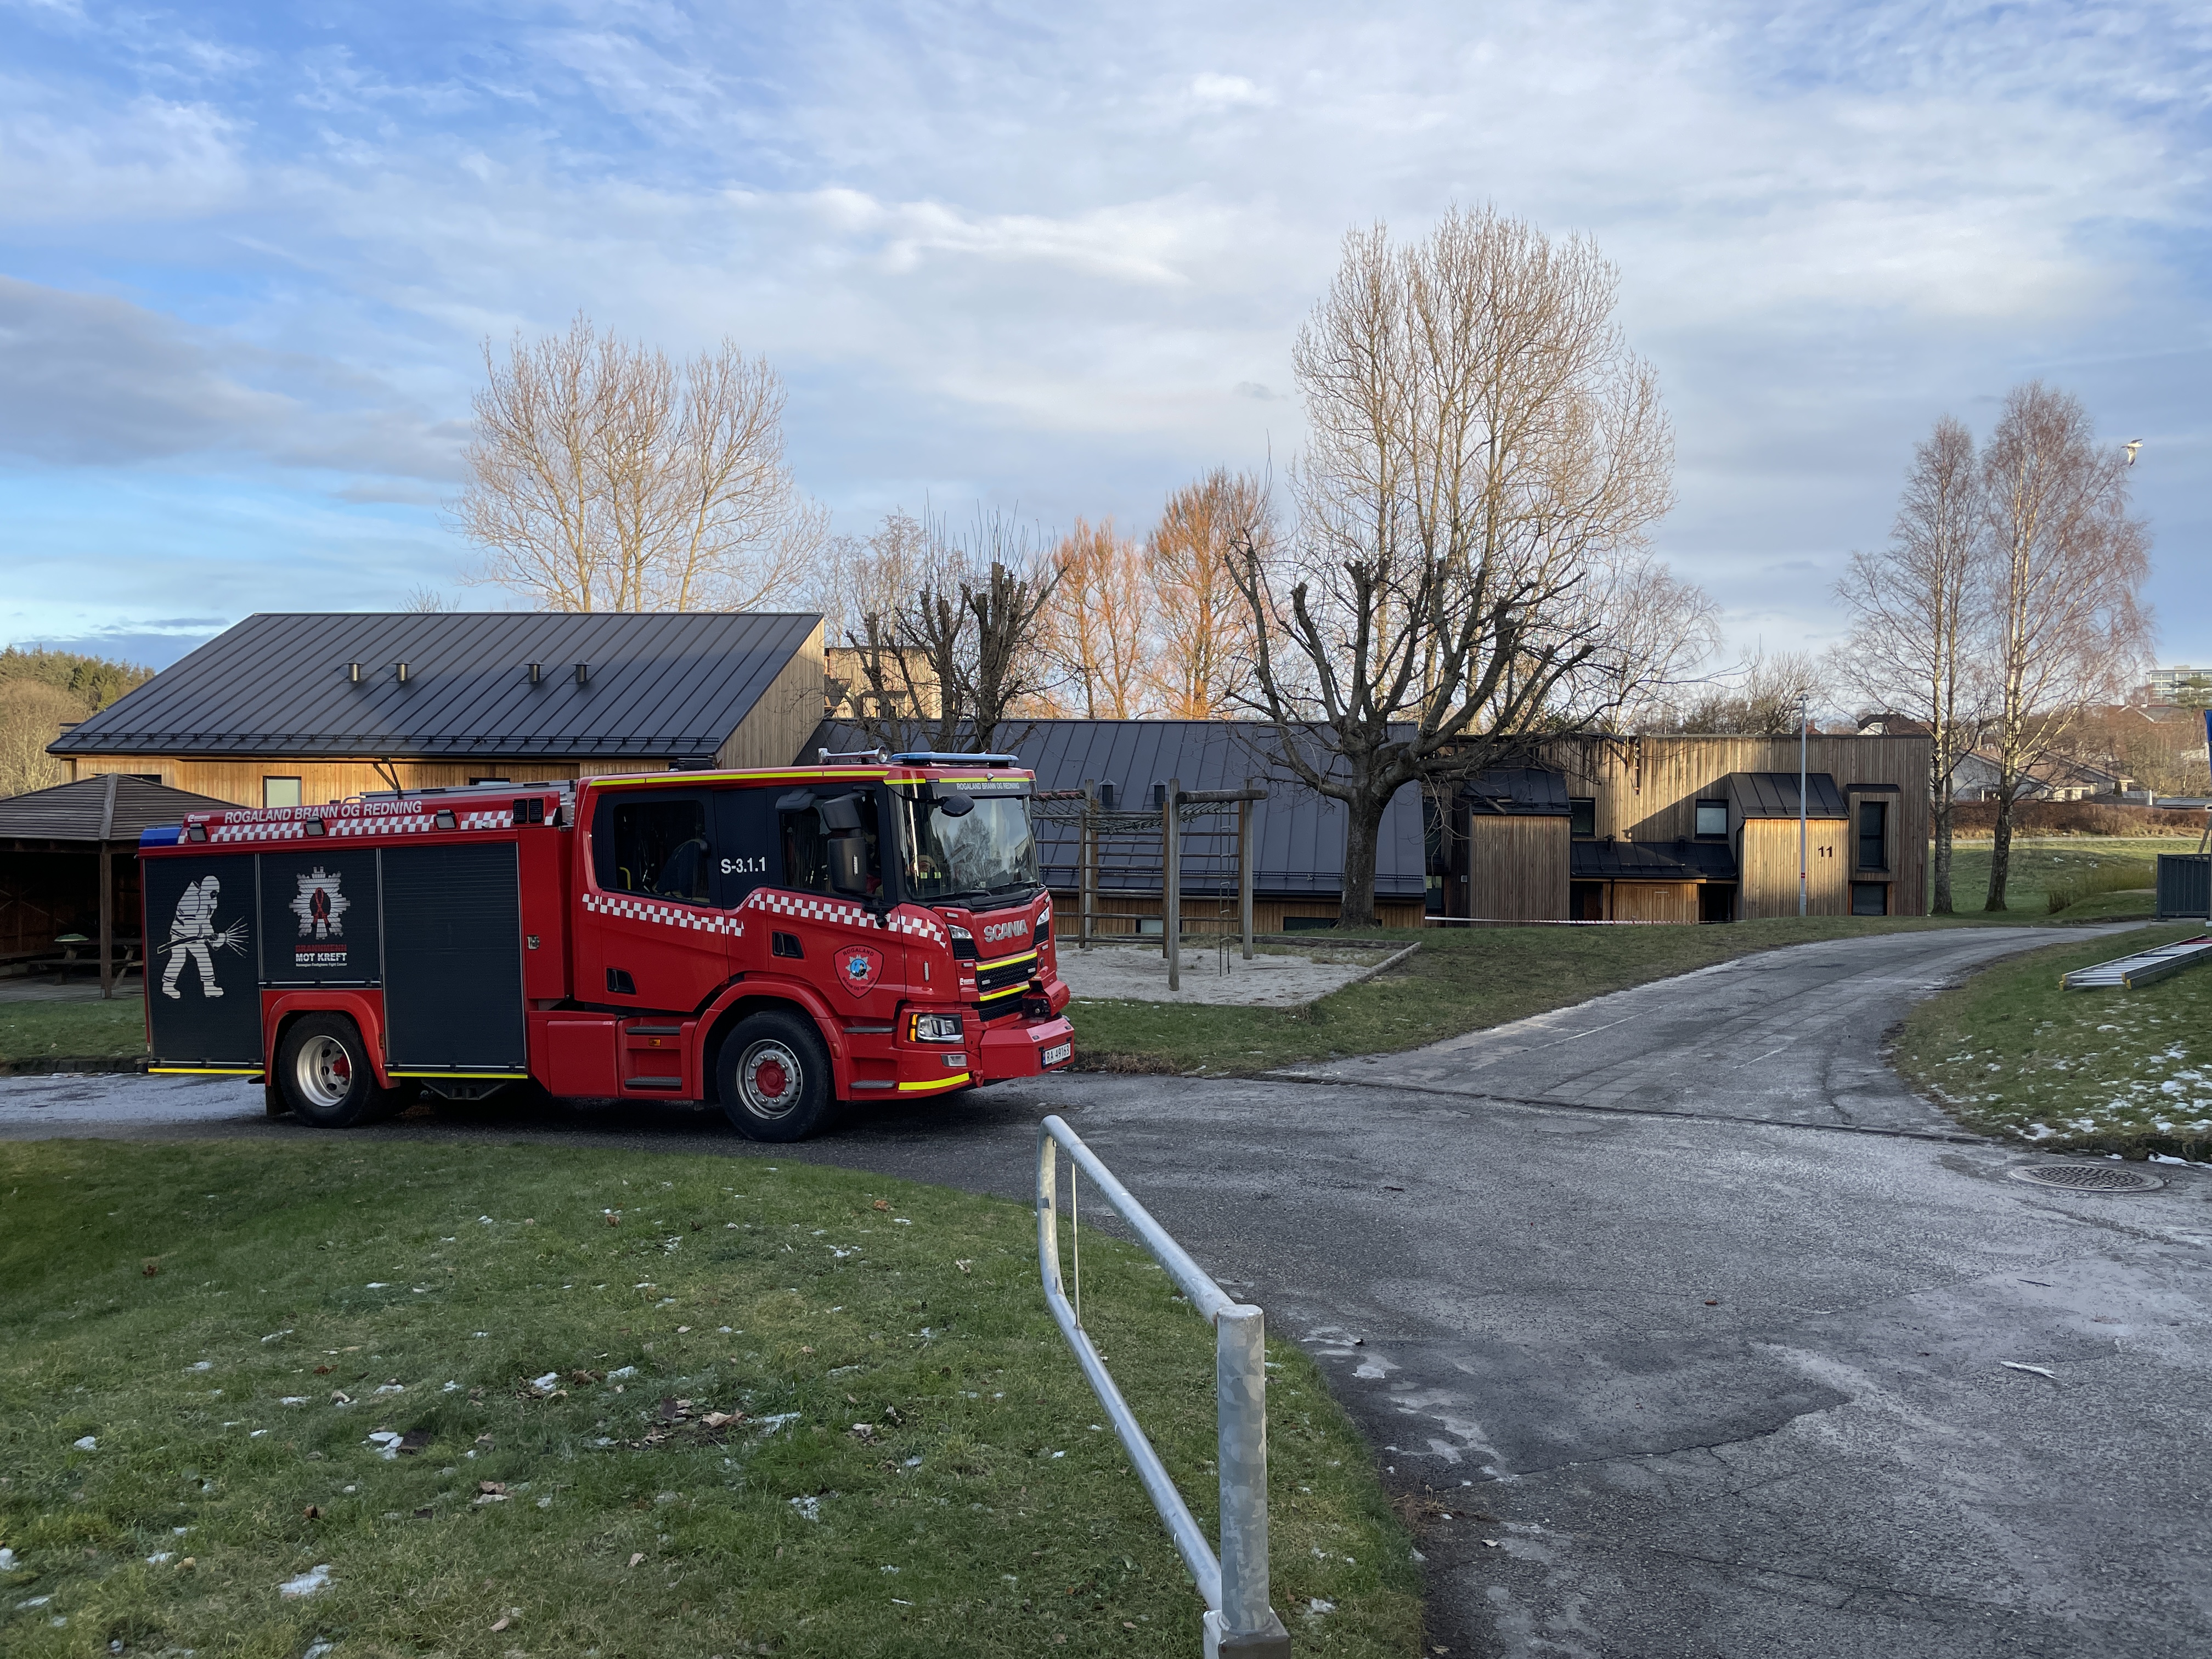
[0,1141,1417,1657]
[1891,923,2212,1161]
[0,996,147,1065]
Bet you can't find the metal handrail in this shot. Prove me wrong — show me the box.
[1036,1115,1289,1655]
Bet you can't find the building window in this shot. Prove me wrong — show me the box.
[1694,800,1728,838]
[263,776,302,809]
[1851,882,1888,916]
[1857,800,1888,871]
[468,776,510,786]
[1569,798,1596,838]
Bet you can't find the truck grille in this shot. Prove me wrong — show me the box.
[975,952,1036,1004]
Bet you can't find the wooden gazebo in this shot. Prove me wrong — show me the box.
[0,774,231,997]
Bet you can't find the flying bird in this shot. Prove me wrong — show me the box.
[2124,439,2142,466]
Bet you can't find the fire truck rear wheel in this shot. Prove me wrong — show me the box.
[276,1013,404,1129]
[716,1011,837,1142]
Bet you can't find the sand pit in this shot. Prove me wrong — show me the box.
[1056,940,1405,1007]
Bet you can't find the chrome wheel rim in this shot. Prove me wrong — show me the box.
[296,1034,353,1110]
[738,1039,803,1120]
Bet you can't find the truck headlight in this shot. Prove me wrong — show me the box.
[911,1012,965,1043]
[946,924,977,961]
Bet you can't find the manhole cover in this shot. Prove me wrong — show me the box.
[2005,1163,2165,1194]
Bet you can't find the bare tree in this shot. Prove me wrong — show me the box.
[0,679,83,798]
[845,511,1060,755]
[1832,415,1986,912]
[1040,517,1155,718]
[1665,650,1830,736]
[1147,471,1267,718]
[1229,206,1674,927]
[455,315,827,612]
[1573,551,1721,730]
[1978,382,2152,909]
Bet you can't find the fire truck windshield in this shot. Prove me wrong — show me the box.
[900,794,1040,906]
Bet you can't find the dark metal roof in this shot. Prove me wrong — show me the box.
[0,774,233,843]
[1728,771,1848,820]
[1571,839,1739,882]
[50,612,821,761]
[806,719,1427,899]
[1466,767,1571,816]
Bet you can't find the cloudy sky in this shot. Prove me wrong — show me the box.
[3,0,2206,674]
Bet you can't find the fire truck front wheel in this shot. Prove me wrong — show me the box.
[275,1013,404,1129]
[716,1011,837,1142]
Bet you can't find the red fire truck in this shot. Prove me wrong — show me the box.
[137,752,1074,1140]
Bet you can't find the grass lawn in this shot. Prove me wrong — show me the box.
[0,1141,1417,1658]
[1943,837,2181,916]
[0,997,147,1065]
[1891,923,2212,1161]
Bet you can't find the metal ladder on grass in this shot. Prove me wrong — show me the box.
[2061,935,2212,990]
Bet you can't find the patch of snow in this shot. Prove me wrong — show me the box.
[278,1564,332,1598]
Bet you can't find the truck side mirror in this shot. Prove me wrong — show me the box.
[819,793,864,832]
[828,835,869,895]
[934,793,974,819]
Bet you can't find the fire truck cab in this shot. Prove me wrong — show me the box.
[137,751,1074,1141]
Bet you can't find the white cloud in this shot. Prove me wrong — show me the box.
[0,0,2207,653]
[1187,72,1272,110]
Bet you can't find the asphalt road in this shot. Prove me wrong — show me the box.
[5,924,2208,1657]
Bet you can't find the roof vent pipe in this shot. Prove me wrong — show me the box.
[575,662,590,686]
[394,662,410,684]
[527,662,542,684]
[347,662,362,683]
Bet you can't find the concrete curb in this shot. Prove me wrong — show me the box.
[0,1056,152,1077]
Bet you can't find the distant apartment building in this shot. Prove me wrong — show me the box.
[2138,666,2212,708]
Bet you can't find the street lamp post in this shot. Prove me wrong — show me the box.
[1798,695,1810,918]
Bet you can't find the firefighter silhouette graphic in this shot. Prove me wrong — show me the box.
[159,876,247,1000]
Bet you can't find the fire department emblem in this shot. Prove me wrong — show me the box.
[288,867,351,940]
[838,945,883,998]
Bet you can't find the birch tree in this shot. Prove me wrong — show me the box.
[456,315,827,612]
[1832,415,1986,912]
[1977,382,2151,909]
[1229,206,1673,927]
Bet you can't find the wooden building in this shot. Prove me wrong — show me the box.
[0,773,232,990]
[1443,732,1931,923]
[51,612,827,806]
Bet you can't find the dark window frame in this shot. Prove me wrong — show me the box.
[1693,799,1729,839]
[1568,798,1597,839]
[262,776,302,809]
[1850,881,1888,916]
[1856,800,1889,872]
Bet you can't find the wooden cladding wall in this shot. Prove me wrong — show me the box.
[63,755,681,808]
[1466,816,1570,920]
[1553,734,1929,918]
[1609,881,1699,924]
[716,621,827,770]
[1739,819,1848,918]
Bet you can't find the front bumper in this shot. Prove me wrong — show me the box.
[974,1013,1075,1083]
